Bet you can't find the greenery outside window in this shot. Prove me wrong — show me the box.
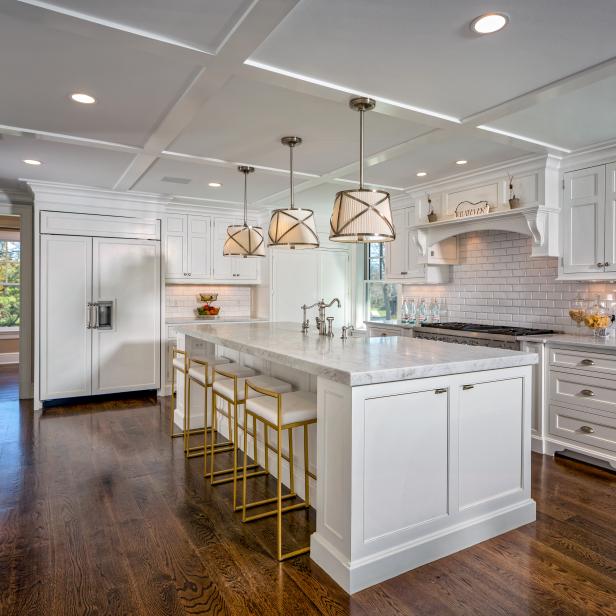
[364,244,398,322]
[0,240,20,329]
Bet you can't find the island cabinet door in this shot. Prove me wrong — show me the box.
[362,387,449,543]
[457,377,524,512]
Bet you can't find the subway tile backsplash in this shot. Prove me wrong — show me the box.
[403,230,615,334]
[166,284,252,318]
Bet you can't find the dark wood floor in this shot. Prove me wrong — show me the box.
[1,365,616,615]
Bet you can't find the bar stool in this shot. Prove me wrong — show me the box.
[170,348,189,439]
[206,363,259,478]
[211,367,292,509]
[242,383,317,561]
[184,355,233,458]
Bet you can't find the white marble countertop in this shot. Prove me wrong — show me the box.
[364,319,415,330]
[166,316,267,325]
[519,332,616,351]
[177,321,537,386]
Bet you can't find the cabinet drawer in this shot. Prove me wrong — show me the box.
[550,347,616,378]
[549,403,616,453]
[549,369,616,414]
[369,327,402,337]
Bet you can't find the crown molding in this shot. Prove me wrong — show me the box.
[560,138,616,171]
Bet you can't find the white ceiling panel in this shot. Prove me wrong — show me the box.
[133,157,291,203]
[0,135,134,188]
[345,135,532,188]
[169,77,431,174]
[266,181,345,212]
[250,0,616,119]
[0,12,198,146]
[19,0,254,54]
[485,75,616,151]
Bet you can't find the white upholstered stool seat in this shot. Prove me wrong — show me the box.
[172,355,185,371]
[213,374,292,402]
[245,390,317,427]
[187,357,233,385]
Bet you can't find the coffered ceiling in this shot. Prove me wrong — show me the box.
[1,0,616,210]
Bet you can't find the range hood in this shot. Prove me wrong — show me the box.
[411,205,560,258]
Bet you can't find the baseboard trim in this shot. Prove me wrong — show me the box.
[311,499,536,594]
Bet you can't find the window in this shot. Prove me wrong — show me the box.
[364,244,398,322]
[0,240,20,328]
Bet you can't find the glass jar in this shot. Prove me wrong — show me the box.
[400,297,410,324]
[430,298,441,323]
[568,296,587,329]
[418,298,428,324]
[584,296,613,338]
[408,298,417,325]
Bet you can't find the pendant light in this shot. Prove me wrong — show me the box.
[268,136,319,249]
[223,166,265,258]
[329,97,395,243]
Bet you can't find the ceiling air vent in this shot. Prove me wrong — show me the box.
[161,176,191,185]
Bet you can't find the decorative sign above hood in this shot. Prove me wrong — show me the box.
[454,200,490,219]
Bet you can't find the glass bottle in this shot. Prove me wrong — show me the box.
[418,298,428,324]
[401,297,410,324]
[430,298,441,323]
[408,298,417,325]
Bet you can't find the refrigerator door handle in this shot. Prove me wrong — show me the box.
[86,303,94,329]
[93,300,113,330]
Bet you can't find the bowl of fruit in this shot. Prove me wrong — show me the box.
[196,303,220,318]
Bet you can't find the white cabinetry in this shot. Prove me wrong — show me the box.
[385,205,455,283]
[165,214,211,281]
[271,248,351,328]
[561,162,616,278]
[546,346,616,468]
[212,217,259,282]
[40,230,161,401]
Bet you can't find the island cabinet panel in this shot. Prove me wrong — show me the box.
[458,378,524,510]
[363,388,448,541]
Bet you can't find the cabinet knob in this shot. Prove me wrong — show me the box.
[580,389,595,397]
[605,262,610,267]
[580,359,595,366]
[380,332,387,337]
[580,425,595,434]
[597,262,604,268]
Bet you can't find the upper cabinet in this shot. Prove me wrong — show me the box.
[164,213,260,284]
[165,214,211,281]
[385,205,456,284]
[561,162,616,279]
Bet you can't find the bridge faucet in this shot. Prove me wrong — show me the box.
[301,301,320,334]
[301,299,342,335]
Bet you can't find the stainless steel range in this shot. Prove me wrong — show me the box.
[414,322,556,350]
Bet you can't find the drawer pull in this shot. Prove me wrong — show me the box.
[580,425,595,434]
[434,388,447,394]
[580,359,595,366]
[580,389,595,397]
[380,332,388,337]
[462,384,474,390]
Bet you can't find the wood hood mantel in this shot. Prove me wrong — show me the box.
[411,205,560,258]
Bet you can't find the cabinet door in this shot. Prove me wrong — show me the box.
[604,163,616,273]
[165,215,187,279]
[406,227,426,278]
[385,208,408,278]
[319,250,349,327]
[40,234,92,400]
[187,215,211,279]
[272,250,319,322]
[212,218,235,280]
[562,166,606,274]
[458,378,523,509]
[91,238,160,395]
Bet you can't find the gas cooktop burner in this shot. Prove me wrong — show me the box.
[420,322,555,337]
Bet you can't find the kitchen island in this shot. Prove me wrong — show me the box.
[176,322,538,593]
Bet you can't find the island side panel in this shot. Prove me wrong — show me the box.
[311,365,535,594]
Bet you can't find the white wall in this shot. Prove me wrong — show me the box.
[403,229,616,334]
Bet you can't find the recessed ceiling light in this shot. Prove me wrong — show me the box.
[416,171,427,177]
[471,13,509,34]
[23,159,42,166]
[456,160,468,165]
[71,93,96,104]
[208,182,222,188]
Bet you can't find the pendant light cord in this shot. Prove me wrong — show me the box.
[289,143,295,210]
[243,169,248,226]
[359,108,364,189]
